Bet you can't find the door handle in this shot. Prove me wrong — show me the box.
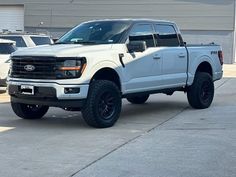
[153,54,161,60]
[178,53,186,58]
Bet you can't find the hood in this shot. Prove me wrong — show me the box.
[12,44,113,57]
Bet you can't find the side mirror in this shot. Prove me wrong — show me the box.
[127,41,147,53]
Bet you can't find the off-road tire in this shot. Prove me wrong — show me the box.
[82,80,121,128]
[11,102,49,119]
[187,72,214,109]
[127,94,149,104]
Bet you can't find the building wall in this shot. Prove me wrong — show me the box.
[0,0,235,63]
[0,0,233,30]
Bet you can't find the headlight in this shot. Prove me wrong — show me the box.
[56,57,86,79]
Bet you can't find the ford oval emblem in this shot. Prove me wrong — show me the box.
[24,65,35,72]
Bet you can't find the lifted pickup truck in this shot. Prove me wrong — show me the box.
[8,19,223,128]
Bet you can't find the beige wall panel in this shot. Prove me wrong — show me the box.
[10,0,233,30]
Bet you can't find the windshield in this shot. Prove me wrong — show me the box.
[57,21,131,45]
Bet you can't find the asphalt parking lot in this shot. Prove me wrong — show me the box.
[0,65,235,177]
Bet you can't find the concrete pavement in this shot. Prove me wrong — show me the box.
[74,65,236,177]
[0,64,235,177]
[76,78,236,177]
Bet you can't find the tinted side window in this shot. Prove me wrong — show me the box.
[31,37,52,45]
[154,25,180,47]
[0,36,26,47]
[0,44,16,54]
[129,24,155,48]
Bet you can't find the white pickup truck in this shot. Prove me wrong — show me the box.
[8,19,223,128]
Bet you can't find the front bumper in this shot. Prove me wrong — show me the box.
[8,80,89,108]
[10,96,86,108]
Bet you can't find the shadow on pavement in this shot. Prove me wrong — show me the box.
[0,99,189,131]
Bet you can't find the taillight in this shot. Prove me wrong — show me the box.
[218,51,223,65]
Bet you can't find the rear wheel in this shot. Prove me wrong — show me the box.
[11,102,49,119]
[127,94,149,104]
[82,80,121,128]
[187,72,214,109]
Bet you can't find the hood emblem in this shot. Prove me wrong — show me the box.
[24,65,35,72]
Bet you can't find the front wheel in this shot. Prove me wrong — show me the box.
[187,72,214,109]
[11,102,49,119]
[82,80,122,128]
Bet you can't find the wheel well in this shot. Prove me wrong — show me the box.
[196,62,212,76]
[91,68,121,90]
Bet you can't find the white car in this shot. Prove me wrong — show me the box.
[0,39,16,86]
[8,19,223,128]
[0,33,53,48]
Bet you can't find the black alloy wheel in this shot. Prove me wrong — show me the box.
[98,92,116,120]
[200,80,213,105]
[187,72,214,109]
[82,80,122,128]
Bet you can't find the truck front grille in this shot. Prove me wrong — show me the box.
[10,56,57,79]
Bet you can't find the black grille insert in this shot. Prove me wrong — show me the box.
[10,56,57,79]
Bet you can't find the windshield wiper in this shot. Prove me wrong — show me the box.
[54,42,68,45]
[72,41,98,45]
[54,41,98,45]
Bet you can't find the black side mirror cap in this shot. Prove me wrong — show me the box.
[127,41,147,53]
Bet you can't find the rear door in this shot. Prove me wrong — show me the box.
[154,24,188,87]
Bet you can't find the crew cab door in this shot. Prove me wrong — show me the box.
[154,24,188,87]
[123,23,162,93]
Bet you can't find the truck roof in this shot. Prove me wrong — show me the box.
[85,18,176,25]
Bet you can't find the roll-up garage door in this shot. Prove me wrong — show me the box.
[0,6,24,32]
